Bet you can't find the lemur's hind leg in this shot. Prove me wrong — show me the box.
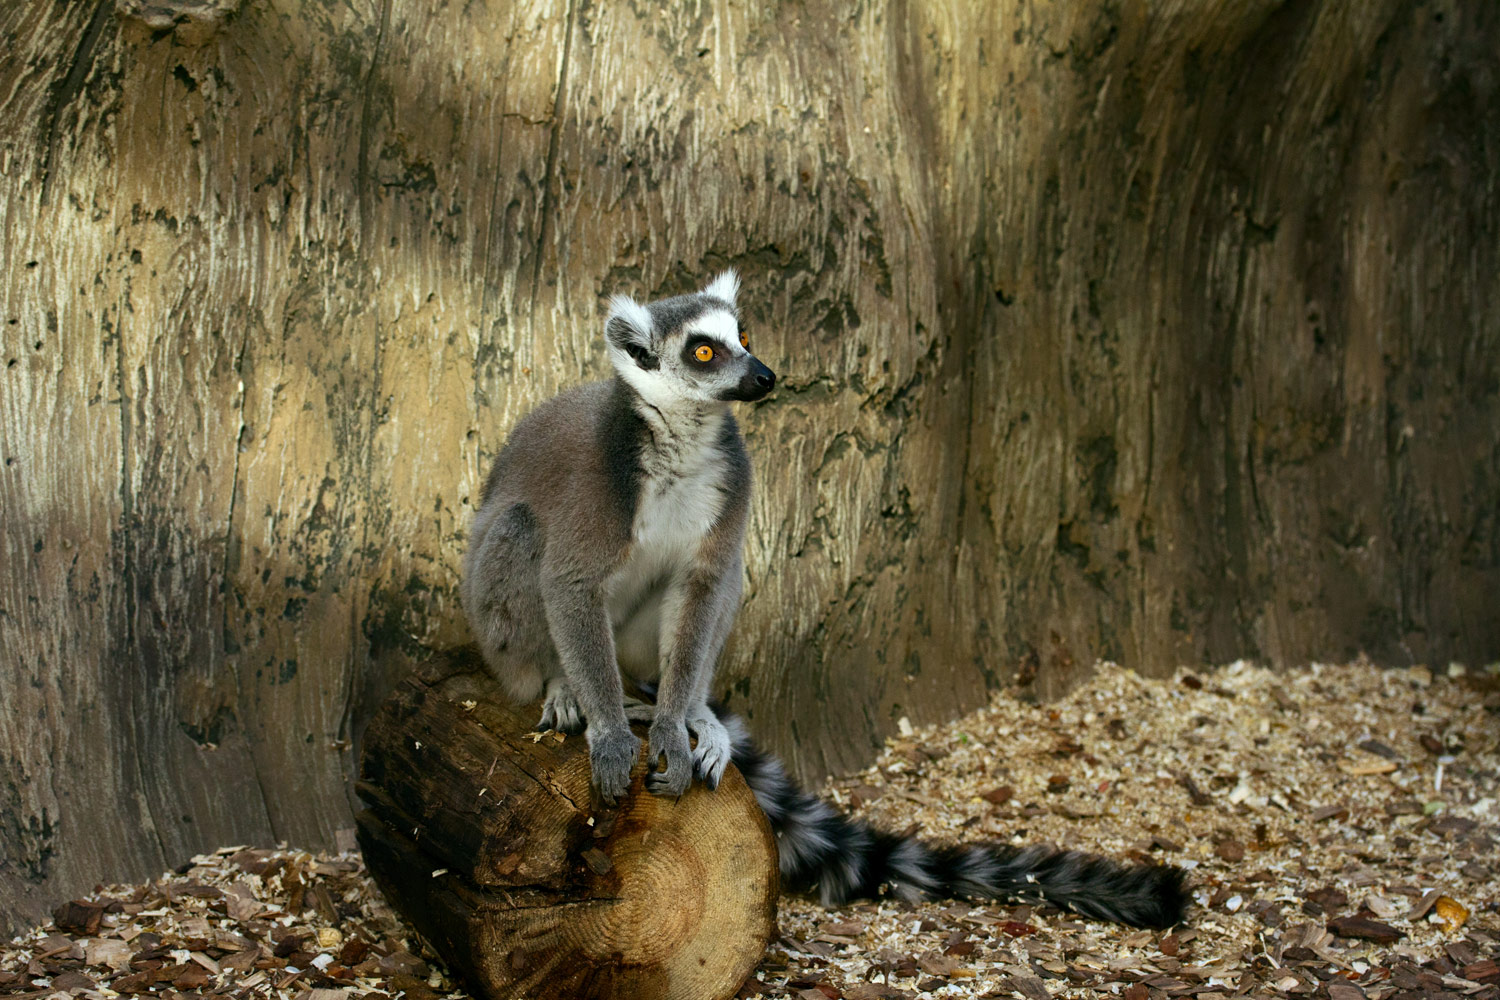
[461,502,555,705]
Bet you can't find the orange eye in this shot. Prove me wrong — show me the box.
[694,344,714,362]
[738,330,748,348]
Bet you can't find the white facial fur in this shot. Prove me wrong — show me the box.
[703,269,740,304]
[608,293,655,340]
[685,310,746,356]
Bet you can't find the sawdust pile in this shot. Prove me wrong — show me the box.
[4,659,1497,1000]
[763,659,1498,999]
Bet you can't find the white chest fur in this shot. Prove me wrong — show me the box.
[606,409,729,617]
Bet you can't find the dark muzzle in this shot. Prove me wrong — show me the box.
[726,357,776,401]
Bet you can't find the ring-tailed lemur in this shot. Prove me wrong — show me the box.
[464,272,1189,926]
[462,271,772,803]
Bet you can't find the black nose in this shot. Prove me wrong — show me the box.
[747,358,776,397]
[724,358,777,402]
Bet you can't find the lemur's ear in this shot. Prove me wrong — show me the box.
[702,269,740,306]
[605,294,658,370]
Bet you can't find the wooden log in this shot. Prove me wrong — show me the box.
[356,650,777,1000]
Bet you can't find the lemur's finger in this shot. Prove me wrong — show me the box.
[646,759,691,797]
[645,721,693,797]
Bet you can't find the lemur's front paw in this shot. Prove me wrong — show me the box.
[644,719,693,798]
[539,678,585,734]
[586,725,641,805]
[687,711,732,790]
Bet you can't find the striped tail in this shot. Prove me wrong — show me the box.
[719,712,1190,929]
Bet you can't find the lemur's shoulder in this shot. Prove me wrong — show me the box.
[479,380,642,526]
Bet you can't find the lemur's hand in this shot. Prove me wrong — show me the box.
[686,709,732,790]
[586,724,640,805]
[645,717,693,797]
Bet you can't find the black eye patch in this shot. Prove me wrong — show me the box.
[681,337,728,367]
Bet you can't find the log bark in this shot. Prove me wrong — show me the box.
[355,651,777,1000]
[2,0,1498,935]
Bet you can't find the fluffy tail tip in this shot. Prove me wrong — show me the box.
[1133,862,1193,928]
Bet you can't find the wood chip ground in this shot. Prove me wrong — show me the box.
[5,660,1497,1000]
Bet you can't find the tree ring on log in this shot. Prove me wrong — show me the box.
[357,651,777,1000]
[588,827,706,965]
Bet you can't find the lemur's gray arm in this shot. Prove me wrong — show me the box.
[699,553,743,700]
[647,568,738,795]
[539,565,639,804]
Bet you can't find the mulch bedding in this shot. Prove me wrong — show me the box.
[4,660,1497,1000]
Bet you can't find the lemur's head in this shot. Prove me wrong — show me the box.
[605,270,776,408]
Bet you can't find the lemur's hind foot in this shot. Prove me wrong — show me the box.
[687,709,731,790]
[538,677,585,734]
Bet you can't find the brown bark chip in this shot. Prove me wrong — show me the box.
[1214,839,1245,862]
[842,985,914,1000]
[1463,960,1500,985]
[1311,804,1350,822]
[1327,914,1406,945]
[50,901,105,936]
[580,846,613,875]
[50,971,97,991]
[999,974,1052,1000]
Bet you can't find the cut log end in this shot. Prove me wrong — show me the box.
[357,652,777,1000]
